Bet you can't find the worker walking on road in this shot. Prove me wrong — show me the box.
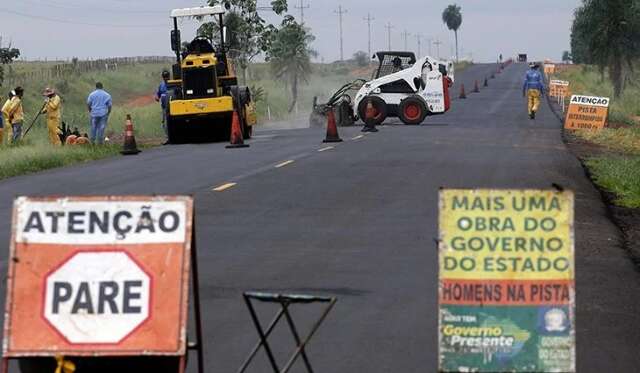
[155,70,170,144]
[42,88,62,145]
[1,87,25,143]
[87,82,112,144]
[523,62,545,119]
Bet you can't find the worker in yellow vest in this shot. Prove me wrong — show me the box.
[1,90,15,145]
[42,87,62,145]
[2,87,24,143]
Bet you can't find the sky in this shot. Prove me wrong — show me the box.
[0,0,582,63]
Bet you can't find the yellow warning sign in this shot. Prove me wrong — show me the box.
[439,189,574,281]
[564,95,609,131]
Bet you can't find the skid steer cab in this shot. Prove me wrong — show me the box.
[165,5,257,144]
[353,51,454,125]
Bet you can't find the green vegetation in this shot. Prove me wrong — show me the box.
[557,63,640,208]
[586,156,640,208]
[0,61,167,180]
[0,143,122,180]
[570,0,639,97]
[266,16,316,113]
[556,64,640,125]
[5,61,167,140]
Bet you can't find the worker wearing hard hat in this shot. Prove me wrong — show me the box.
[1,87,25,143]
[523,62,545,119]
[42,88,62,145]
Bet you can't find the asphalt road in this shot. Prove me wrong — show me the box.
[1,63,639,372]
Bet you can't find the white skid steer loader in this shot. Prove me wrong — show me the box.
[353,51,455,125]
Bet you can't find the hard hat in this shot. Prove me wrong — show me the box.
[162,70,170,79]
[43,87,56,96]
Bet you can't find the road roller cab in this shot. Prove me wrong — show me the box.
[166,5,256,144]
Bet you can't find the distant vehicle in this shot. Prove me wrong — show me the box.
[165,5,256,143]
[518,54,528,62]
[352,51,455,125]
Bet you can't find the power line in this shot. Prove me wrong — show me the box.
[0,8,165,28]
[294,0,310,24]
[363,13,374,60]
[385,22,394,50]
[433,39,442,59]
[401,30,411,51]
[415,33,423,57]
[334,5,347,61]
[19,0,165,15]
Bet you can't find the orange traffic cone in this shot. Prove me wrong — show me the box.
[121,114,140,155]
[459,84,467,99]
[362,99,379,132]
[323,108,343,143]
[472,80,480,93]
[484,77,488,87]
[226,109,249,148]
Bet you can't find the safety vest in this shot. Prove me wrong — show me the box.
[44,95,62,120]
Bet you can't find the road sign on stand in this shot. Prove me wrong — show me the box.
[438,189,575,372]
[2,196,203,373]
[564,95,610,131]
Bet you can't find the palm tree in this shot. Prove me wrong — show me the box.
[267,17,317,113]
[442,4,462,62]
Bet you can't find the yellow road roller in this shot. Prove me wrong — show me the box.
[166,5,256,143]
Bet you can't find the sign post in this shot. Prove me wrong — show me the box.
[2,196,202,373]
[564,95,610,131]
[438,189,575,372]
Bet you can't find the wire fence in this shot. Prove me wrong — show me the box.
[4,56,174,86]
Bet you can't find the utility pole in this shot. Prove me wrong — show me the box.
[385,22,394,50]
[433,39,442,59]
[363,13,375,60]
[294,0,310,24]
[401,30,411,51]
[334,5,347,61]
[415,33,423,57]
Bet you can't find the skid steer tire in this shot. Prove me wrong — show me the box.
[398,96,428,125]
[357,96,387,126]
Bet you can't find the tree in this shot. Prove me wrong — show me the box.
[0,38,20,88]
[266,16,316,113]
[200,1,289,84]
[562,51,572,63]
[352,51,369,67]
[442,4,462,63]
[570,0,640,97]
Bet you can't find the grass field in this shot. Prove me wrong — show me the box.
[557,64,640,208]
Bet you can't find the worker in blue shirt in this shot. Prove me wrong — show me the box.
[155,70,170,143]
[523,62,545,119]
[87,82,112,144]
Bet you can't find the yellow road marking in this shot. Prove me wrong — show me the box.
[318,146,334,152]
[275,160,295,168]
[212,182,237,192]
[351,135,364,140]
